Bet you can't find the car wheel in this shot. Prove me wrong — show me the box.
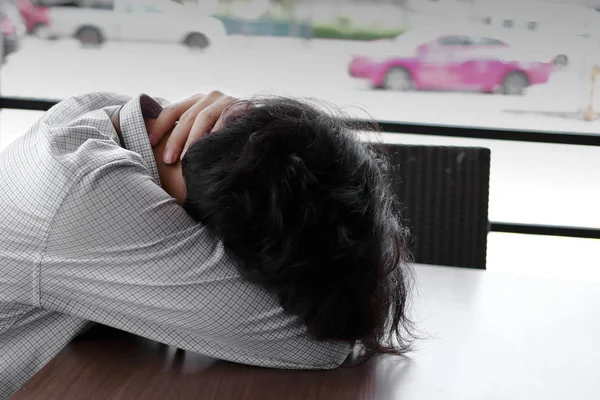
[185,33,210,49]
[76,26,103,47]
[554,54,569,67]
[383,67,413,91]
[501,72,529,96]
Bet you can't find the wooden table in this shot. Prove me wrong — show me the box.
[12,265,600,400]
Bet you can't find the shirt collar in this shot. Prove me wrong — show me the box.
[118,94,163,185]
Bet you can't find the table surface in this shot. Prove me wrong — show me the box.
[12,265,600,400]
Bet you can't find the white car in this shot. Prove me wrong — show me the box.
[46,0,227,48]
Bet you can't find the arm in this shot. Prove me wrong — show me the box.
[40,161,351,369]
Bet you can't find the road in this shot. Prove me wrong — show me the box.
[1,36,598,280]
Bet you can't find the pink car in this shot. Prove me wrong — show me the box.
[349,32,554,95]
[17,0,49,36]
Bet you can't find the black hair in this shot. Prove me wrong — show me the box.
[181,96,414,354]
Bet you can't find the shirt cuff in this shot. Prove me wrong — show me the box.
[118,94,162,185]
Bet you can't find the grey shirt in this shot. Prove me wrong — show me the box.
[0,92,351,399]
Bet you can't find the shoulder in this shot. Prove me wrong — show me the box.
[33,93,151,182]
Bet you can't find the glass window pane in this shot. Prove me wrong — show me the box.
[1,0,598,274]
[470,36,506,46]
[438,35,469,46]
[487,233,600,283]
[3,0,600,135]
[143,5,160,13]
[361,132,600,229]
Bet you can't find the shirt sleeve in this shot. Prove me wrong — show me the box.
[40,159,351,369]
[116,94,162,185]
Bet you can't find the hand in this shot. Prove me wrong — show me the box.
[146,90,237,164]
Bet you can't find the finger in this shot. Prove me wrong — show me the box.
[178,95,238,160]
[148,93,204,146]
[163,94,221,163]
[182,99,234,156]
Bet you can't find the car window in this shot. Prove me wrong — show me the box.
[470,37,506,46]
[437,35,470,46]
[143,5,161,13]
[90,3,114,10]
[73,0,114,9]
[121,2,134,13]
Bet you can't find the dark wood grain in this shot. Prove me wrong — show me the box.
[11,325,409,400]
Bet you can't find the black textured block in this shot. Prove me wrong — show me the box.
[382,144,491,269]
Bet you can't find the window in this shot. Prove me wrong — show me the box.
[438,35,470,46]
[470,37,506,46]
[1,0,598,278]
[122,2,135,13]
[78,0,115,9]
[143,5,161,13]
[90,2,114,10]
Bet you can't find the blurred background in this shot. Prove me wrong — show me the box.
[0,0,598,280]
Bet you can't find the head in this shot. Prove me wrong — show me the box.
[180,97,414,353]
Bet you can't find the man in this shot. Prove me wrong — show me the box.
[0,91,412,398]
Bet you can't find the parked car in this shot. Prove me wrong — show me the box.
[349,26,554,95]
[46,0,227,48]
[0,11,19,61]
[17,0,49,36]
